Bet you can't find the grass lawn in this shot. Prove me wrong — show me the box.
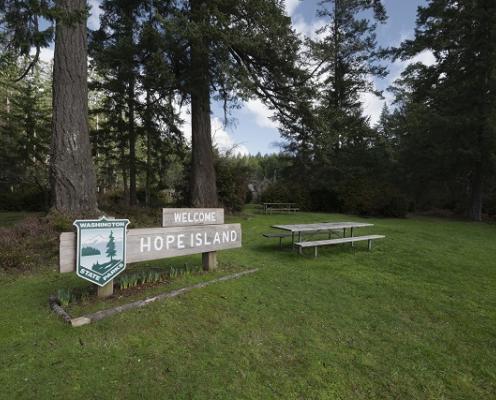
[1,207,495,399]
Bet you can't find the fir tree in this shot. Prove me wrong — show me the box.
[395,0,496,220]
[159,0,302,206]
[1,0,98,213]
[106,231,116,261]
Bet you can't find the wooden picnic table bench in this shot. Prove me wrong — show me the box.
[295,234,386,257]
[262,202,299,214]
[262,232,292,248]
[271,222,374,247]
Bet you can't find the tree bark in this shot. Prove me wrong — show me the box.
[144,92,152,208]
[120,142,129,203]
[50,0,97,213]
[127,78,137,206]
[190,0,218,207]
[469,161,483,221]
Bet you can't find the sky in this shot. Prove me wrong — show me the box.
[214,0,434,155]
[36,0,434,156]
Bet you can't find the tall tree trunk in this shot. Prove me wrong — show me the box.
[120,143,129,204]
[127,79,137,206]
[190,0,218,207]
[469,161,483,221]
[50,0,97,214]
[144,92,152,208]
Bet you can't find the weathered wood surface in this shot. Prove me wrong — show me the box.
[267,208,300,213]
[202,251,217,271]
[262,202,296,206]
[48,296,72,324]
[97,281,114,298]
[70,269,258,327]
[295,234,385,248]
[262,233,292,238]
[60,224,241,273]
[272,222,373,233]
[162,208,224,227]
[262,202,298,214]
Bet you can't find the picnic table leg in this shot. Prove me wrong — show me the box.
[368,240,372,251]
[328,230,332,239]
[343,228,346,238]
[298,232,301,243]
[351,227,354,247]
[279,236,283,248]
[314,247,318,258]
[291,232,295,250]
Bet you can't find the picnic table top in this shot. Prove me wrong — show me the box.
[271,221,373,233]
[263,202,297,206]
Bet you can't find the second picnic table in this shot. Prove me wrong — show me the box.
[262,202,299,214]
[271,221,374,248]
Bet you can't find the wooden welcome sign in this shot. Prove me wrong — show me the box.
[59,208,242,297]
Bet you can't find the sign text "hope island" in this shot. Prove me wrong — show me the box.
[140,229,239,253]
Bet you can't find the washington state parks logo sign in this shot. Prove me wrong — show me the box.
[74,217,130,286]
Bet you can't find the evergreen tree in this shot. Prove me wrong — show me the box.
[89,0,183,206]
[395,0,496,220]
[161,0,302,207]
[106,230,116,261]
[0,57,51,199]
[277,0,390,212]
[1,0,98,213]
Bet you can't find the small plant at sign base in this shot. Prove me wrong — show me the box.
[129,274,139,288]
[57,288,72,307]
[119,275,130,289]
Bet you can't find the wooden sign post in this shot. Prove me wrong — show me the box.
[59,209,241,298]
[161,208,224,271]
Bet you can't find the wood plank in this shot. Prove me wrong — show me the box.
[272,222,373,233]
[262,233,292,238]
[295,235,385,248]
[162,208,224,227]
[60,224,241,273]
[202,251,217,271]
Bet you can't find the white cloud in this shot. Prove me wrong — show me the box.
[31,47,54,63]
[285,0,300,16]
[292,15,327,40]
[245,99,279,129]
[410,50,436,67]
[360,49,436,125]
[360,91,385,126]
[211,118,249,156]
[87,0,103,31]
[40,48,53,63]
[178,106,249,156]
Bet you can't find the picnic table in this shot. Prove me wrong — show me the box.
[262,202,299,214]
[271,221,374,248]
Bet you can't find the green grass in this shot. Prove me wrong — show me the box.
[1,208,496,399]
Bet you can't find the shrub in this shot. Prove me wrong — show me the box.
[0,187,49,211]
[0,216,57,271]
[216,155,255,212]
[261,181,311,210]
[338,179,408,217]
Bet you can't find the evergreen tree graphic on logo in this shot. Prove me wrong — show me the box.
[73,217,130,286]
[106,231,116,261]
